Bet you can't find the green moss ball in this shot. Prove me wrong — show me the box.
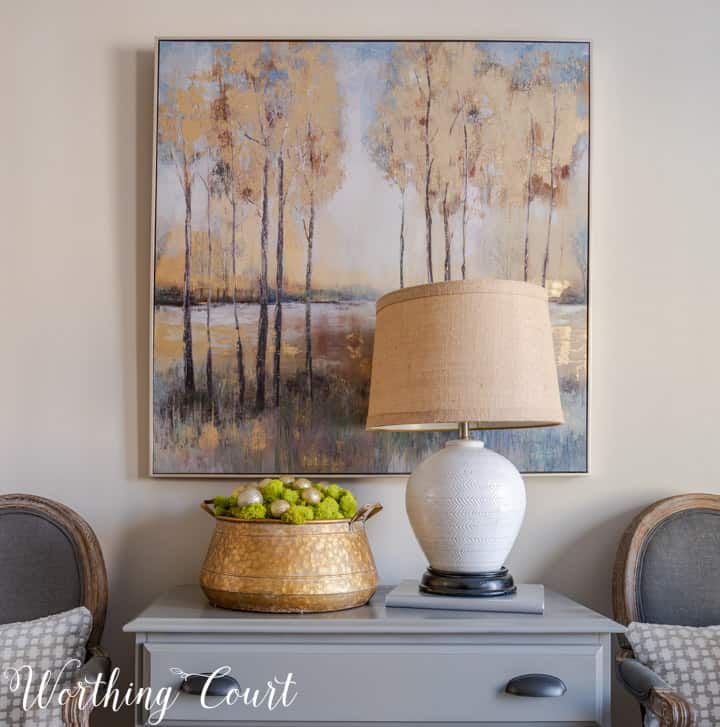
[281,505,315,524]
[233,502,267,520]
[314,497,341,520]
[283,488,300,505]
[325,484,343,501]
[339,492,357,518]
[261,479,285,502]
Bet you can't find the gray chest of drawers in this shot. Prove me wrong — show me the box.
[124,585,624,726]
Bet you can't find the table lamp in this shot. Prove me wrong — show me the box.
[367,279,564,597]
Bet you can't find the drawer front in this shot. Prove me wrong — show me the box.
[141,642,604,724]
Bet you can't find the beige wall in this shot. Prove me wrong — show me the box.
[3,0,720,724]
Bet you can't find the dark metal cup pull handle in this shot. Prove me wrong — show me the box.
[179,673,240,697]
[505,673,567,698]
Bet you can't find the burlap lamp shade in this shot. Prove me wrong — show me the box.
[367,278,564,432]
[366,278,564,598]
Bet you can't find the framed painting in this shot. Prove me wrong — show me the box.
[150,38,590,476]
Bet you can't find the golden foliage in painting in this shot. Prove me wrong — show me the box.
[198,422,220,451]
[152,41,590,475]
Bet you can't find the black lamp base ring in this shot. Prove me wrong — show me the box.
[419,567,517,597]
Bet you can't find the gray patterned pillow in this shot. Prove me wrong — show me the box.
[627,621,720,727]
[0,607,92,726]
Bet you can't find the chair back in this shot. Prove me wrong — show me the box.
[613,493,720,628]
[0,494,108,648]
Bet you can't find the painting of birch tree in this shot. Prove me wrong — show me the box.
[152,40,590,475]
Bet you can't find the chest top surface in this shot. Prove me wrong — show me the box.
[124,585,624,636]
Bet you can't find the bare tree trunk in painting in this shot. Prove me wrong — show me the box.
[204,177,214,406]
[255,154,270,412]
[442,182,452,281]
[461,124,469,280]
[304,193,315,401]
[399,187,406,288]
[541,93,558,288]
[523,117,536,282]
[423,46,434,284]
[272,152,285,408]
[221,249,228,301]
[182,179,195,395]
[230,198,245,418]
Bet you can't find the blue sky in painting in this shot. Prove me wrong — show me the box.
[157,39,589,136]
[158,40,589,141]
[158,39,589,95]
[478,40,588,67]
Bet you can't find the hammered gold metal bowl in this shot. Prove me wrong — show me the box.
[199,500,382,613]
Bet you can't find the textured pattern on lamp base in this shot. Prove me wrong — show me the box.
[406,440,526,573]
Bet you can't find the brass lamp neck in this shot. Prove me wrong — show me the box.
[458,422,470,440]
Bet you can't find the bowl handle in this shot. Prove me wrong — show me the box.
[351,502,383,524]
[201,500,216,518]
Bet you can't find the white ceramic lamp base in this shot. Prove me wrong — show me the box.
[406,439,526,596]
